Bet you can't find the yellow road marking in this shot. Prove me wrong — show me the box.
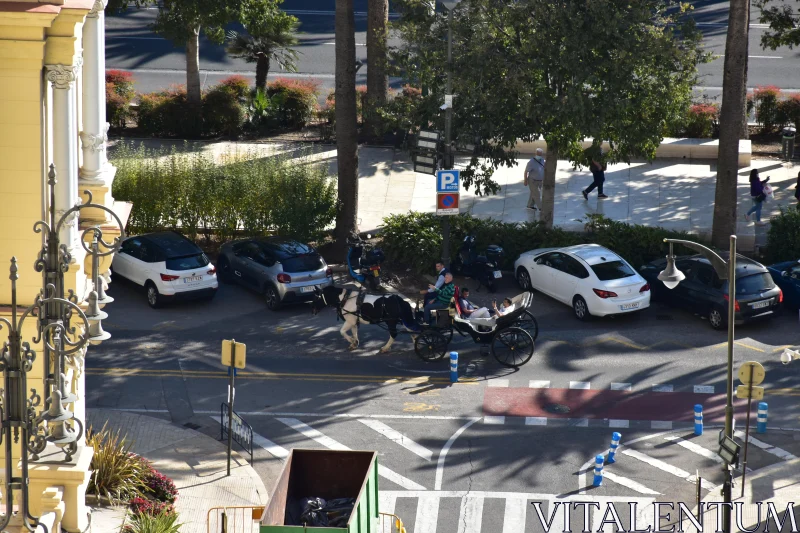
[734,341,765,353]
[770,388,800,396]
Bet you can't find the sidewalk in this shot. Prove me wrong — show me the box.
[87,409,268,533]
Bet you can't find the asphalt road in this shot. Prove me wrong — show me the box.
[105,0,800,98]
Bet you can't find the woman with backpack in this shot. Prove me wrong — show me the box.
[744,169,770,224]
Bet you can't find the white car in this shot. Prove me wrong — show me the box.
[513,244,650,320]
[111,231,219,308]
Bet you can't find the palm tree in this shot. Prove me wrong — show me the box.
[226,10,300,93]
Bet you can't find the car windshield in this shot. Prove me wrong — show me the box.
[281,254,324,273]
[727,273,776,295]
[591,260,636,281]
[166,253,209,271]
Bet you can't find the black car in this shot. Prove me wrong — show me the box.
[640,253,782,329]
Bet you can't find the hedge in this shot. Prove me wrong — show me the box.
[380,212,704,274]
[110,143,337,243]
[766,207,800,263]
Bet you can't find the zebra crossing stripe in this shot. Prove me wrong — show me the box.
[501,496,527,533]
[276,417,426,491]
[621,449,716,490]
[733,430,798,460]
[663,435,723,464]
[529,380,551,388]
[358,419,433,461]
[489,379,510,387]
[602,471,660,495]
[456,496,484,533]
[415,494,441,533]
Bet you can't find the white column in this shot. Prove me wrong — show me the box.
[80,0,109,182]
[46,62,82,248]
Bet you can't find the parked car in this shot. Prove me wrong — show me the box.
[767,259,800,309]
[216,237,333,310]
[640,254,783,329]
[513,244,651,320]
[111,231,218,308]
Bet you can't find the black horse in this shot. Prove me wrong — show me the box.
[311,285,419,352]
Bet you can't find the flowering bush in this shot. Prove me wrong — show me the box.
[266,77,321,128]
[684,103,719,138]
[106,70,135,129]
[219,75,251,100]
[144,468,178,504]
[778,94,800,131]
[129,496,175,517]
[753,85,782,133]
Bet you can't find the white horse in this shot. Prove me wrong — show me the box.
[311,285,420,352]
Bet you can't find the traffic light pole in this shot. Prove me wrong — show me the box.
[442,6,453,268]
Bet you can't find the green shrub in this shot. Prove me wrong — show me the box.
[685,103,719,138]
[767,207,800,263]
[380,212,703,274]
[219,75,251,100]
[87,423,150,504]
[136,86,197,138]
[111,143,336,243]
[753,85,782,133]
[106,70,136,129]
[202,85,245,137]
[777,94,800,129]
[123,509,183,533]
[266,78,320,129]
[378,85,425,135]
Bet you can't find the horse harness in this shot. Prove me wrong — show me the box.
[333,289,386,327]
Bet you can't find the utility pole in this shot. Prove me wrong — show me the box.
[442,6,454,267]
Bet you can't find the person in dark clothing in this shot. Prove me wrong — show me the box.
[582,157,608,200]
[744,169,770,223]
[795,171,800,210]
[420,261,448,306]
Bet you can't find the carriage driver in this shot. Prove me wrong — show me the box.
[420,260,449,307]
[423,272,455,324]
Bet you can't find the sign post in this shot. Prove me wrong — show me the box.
[222,339,246,476]
[436,169,460,268]
[737,361,766,497]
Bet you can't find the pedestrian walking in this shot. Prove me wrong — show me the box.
[744,169,770,225]
[582,153,608,200]
[524,148,546,211]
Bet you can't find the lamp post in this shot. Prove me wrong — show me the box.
[0,164,124,531]
[658,236,736,533]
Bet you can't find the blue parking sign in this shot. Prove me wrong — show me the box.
[436,170,460,193]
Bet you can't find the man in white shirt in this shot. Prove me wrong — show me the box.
[524,148,546,211]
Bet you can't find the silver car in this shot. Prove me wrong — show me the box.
[216,237,333,310]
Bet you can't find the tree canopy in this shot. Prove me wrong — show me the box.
[756,0,800,49]
[391,0,707,198]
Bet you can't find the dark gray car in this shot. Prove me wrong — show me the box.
[217,237,333,310]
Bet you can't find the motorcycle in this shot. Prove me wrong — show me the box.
[451,234,504,292]
[346,232,385,290]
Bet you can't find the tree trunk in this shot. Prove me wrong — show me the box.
[712,0,749,248]
[334,0,359,259]
[540,142,559,229]
[255,54,270,93]
[365,0,389,141]
[741,1,750,139]
[186,27,202,105]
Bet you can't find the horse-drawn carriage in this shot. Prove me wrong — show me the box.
[414,288,537,368]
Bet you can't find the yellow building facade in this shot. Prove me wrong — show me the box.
[1,0,125,530]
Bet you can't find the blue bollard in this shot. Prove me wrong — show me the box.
[694,404,704,436]
[757,402,768,434]
[450,351,459,383]
[608,432,622,464]
[592,455,605,486]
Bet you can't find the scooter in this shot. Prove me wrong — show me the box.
[451,234,504,292]
[346,232,385,291]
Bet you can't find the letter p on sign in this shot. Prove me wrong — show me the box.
[437,169,460,192]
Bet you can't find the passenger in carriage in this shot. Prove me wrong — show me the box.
[458,288,492,319]
[423,272,455,324]
[492,298,516,317]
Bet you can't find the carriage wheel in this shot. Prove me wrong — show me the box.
[516,310,539,342]
[491,327,534,368]
[414,330,449,362]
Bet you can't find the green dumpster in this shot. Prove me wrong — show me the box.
[260,449,380,533]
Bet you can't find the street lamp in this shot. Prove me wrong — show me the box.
[658,236,737,533]
[781,348,800,365]
[0,165,124,531]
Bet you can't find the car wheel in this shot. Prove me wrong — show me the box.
[145,282,162,309]
[265,285,282,311]
[516,267,532,291]
[573,295,590,321]
[709,306,725,330]
[217,257,233,284]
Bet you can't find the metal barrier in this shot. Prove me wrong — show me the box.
[380,512,407,533]
[207,506,263,533]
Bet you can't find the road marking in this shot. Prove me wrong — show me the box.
[488,379,510,387]
[603,471,660,495]
[609,420,630,428]
[436,417,481,490]
[483,416,505,425]
[569,419,589,427]
[380,492,397,524]
[651,421,673,430]
[323,42,367,46]
[622,449,715,490]
[664,435,722,464]
[457,495,484,533]
[415,494,441,533]
[771,388,800,396]
[529,380,551,388]
[526,417,547,426]
[611,383,632,391]
[358,419,433,461]
[652,384,673,392]
[276,418,425,490]
[502,496,527,533]
[734,431,798,460]
[694,385,715,394]
[570,381,591,390]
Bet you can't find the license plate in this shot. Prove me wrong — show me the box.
[493,271,502,279]
[300,286,315,293]
[183,275,202,284]
[751,300,770,309]
[620,302,639,311]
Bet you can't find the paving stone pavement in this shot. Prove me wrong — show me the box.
[87,409,268,533]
